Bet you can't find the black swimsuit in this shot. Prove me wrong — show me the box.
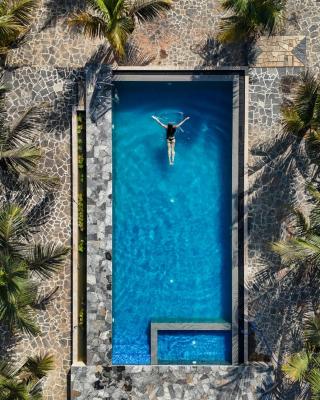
[167,126,176,142]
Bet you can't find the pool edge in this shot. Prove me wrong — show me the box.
[82,66,248,368]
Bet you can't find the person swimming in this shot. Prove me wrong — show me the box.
[152,115,190,165]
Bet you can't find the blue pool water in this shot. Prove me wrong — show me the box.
[112,80,233,365]
[158,331,232,365]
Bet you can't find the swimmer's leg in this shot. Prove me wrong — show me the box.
[167,140,171,165]
[171,140,176,165]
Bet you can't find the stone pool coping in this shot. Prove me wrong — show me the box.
[80,65,248,372]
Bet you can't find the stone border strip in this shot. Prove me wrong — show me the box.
[150,322,232,365]
[85,65,113,365]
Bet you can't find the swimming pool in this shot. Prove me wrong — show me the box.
[112,75,239,365]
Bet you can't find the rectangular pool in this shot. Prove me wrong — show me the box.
[112,75,238,365]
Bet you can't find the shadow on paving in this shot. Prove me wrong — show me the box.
[191,36,258,68]
[39,0,87,32]
[44,40,153,131]
[245,73,318,398]
[84,43,154,123]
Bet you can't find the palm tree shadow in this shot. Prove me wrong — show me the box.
[38,0,86,32]
[191,36,257,68]
[246,124,317,397]
[247,287,311,399]
[43,67,81,136]
[209,362,274,398]
[87,42,154,124]
[0,173,56,226]
[0,329,20,359]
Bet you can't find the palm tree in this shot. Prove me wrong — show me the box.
[67,0,172,60]
[0,204,69,335]
[218,0,285,44]
[0,353,53,400]
[0,0,39,58]
[281,72,320,173]
[282,312,320,399]
[271,184,320,289]
[0,78,58,194]
[250,72,320,189]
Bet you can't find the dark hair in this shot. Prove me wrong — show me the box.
[167,123,173,129]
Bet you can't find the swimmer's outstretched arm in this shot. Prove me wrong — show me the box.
[175,116,190,128]
[152,115,167,129]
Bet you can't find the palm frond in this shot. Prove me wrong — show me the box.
[0,0,38,51]
[306,130,320,166]
[307,183,320,205]
[282,351,309,382]
[0,204,30,252]
[313,92,320,126]
[0,377,30,400]
[220,0,249,14]
[16,171,59,194]
[281,107,305,137]
[218,16,253,43]
[87,0,112,19]
[304,313,320,349]
[20,353,54,383]
[129,0,172,22]
[0,255,28,299]
[28,380,43,400]
[272,234,320,266]
[68,11,107,39]
[257,0,285,36]
[0,285,40,336]
[0,14,22,41]
[6,0,39,27]
[306,184,320,233]
[290,207,310,236]
[107,16,134,57]
[0,359,16,379]
[219,0,285,43]
[0,144,42,174]
[26,243,69,279]
[294,72,320,126]
[308,368,320,400]
[7,106,44,147]
[0,353,52,400]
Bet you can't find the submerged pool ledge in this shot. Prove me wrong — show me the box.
[151,322,232,365]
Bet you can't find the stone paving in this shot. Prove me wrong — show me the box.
[71,364,274,400]
[254,36,306,67]
[1,0,320,399]
[0,66,80,400]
